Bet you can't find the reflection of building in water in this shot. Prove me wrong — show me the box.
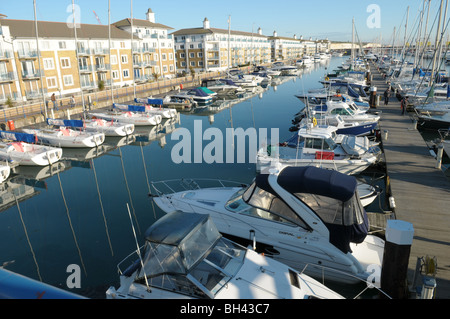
[0,180,38,212]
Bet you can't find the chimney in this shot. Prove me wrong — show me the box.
[203,17,210,29]
[273,30,277,37]
[257,27,262,35]
[293,34,297,39]
[146,8,155,23]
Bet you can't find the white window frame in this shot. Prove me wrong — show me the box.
[60,57,71,69]
[63,75,74,86]
[43,58,55,70]
[123,69,130,78]
[121,55,128,64]
[112,70,120,79]
[110,55,118,65]
[47,76,57,88]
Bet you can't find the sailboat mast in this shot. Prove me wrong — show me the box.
[131,0,136,99]
[72,0,85,119]
[33,0,47,118]
[108,0,114,104]
[430,0,445,87]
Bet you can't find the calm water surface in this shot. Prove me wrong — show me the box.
[0,57,388,298]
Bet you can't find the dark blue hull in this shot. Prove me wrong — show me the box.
[336,122,378,136]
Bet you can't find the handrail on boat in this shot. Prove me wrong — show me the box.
[150,178,248,196]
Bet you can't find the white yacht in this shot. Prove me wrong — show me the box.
[257,125,380,175]
[106,211,344,299]
[22,127,105,148]
[151,166,385,286]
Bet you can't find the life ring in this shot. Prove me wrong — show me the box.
[312,117,317,126]
[325,77,329,81]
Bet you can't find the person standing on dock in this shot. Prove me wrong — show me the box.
[384,88,391,105]
[51,93,58,111]
[401,96,408,115]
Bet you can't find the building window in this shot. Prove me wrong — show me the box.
[47,77,57,88]
[190,61,195,67]
[111,55,117,65]
[43,58,55,70]
[60,57,71,68]
[121,55,128,64]
[189,53,195,58]
[163,65,168,73]
[197,52,203,58]
[162,53,167,61]
[123,69,129,78]
[59,41,66,49]
[120,42,125,48]
[169,53,173,60]
[180,61,186,67]
[180,53,185,58]
[63,75,74,86]
[112,70,119,79]
[198,61,203,67]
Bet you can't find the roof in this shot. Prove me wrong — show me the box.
[113,18,173,30]
[256,166,357,202]
[144,211,208,245]
[1,19,138,40]
[171,27,268,39]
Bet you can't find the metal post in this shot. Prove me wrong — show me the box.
[435,143,444,169]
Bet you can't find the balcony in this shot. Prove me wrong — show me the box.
[79,64,94,73]
[95,64,110,72]
[21,70,42,80]
[0,50,13,60]
[77,48,92,56]
[81,81,96,89]
[92,48,109,55]
[24,88,47,100]
[17,49,38,59]
[0,72,16,83]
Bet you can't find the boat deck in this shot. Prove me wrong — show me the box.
[371,65,450,298]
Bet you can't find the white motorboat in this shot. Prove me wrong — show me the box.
[271,62,299,76]
[22,127,105,148]
[47,118,134,137]
[227,69,265,85]
[115,101,177,119]
[106,211,344,299]
[200,79,244,95]
[89,110,162,126]
[173,88,213,105]
[151,166,386,286]
[302,56,313,65]
[253,65,281,77]
[257,125,380,175]
[0,131,62,166]
[161,94,197,109]
[317,101,380,124]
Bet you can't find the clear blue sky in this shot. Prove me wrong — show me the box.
[0,0,443,43]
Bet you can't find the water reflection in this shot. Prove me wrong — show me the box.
[0,58,344,298]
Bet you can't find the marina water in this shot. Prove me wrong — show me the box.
[0,57,392,299]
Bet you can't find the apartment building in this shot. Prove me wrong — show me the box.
[172,18,272,73]
[114,8,176,81]
[0,8,176,104]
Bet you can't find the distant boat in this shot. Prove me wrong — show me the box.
[115,100,177,119]
[161,95,197,109]
[89,110,162,126]
[257,125,380,175]
[201,79,244,94]
[47,118,134,137]
[0,130,62,166]
[416,111,450,130]
[173,88,213,105]
[106,211,344,299]
[22,127,105,148]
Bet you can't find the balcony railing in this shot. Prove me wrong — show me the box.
[17,49,38,59]
[79,64,94,73]
[21,70,42,79]
[24,88,47,99]
[77,48,92,55]
[81,81,96,89]
[0,50,13,59]
[0,72,16,82]
[95,64,110,71]
[93,48,109,55]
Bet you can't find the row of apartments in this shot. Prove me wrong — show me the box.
[0,8,330,104]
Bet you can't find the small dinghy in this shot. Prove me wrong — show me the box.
[0,131,62,166]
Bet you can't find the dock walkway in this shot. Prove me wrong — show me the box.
[371,65,450,298]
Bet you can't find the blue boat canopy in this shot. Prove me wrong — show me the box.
[0,130,37,143]
[47,118,84,128]
[189,88,210,97]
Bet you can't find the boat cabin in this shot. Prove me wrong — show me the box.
[121,211,246,299]
[226,166,369,253]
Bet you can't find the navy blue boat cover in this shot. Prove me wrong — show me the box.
[0,130,36,143]
[256,166,368,253]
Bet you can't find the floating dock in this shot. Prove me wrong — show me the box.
[371,66,450,298]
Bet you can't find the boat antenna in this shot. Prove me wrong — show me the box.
[126,203,151,292]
